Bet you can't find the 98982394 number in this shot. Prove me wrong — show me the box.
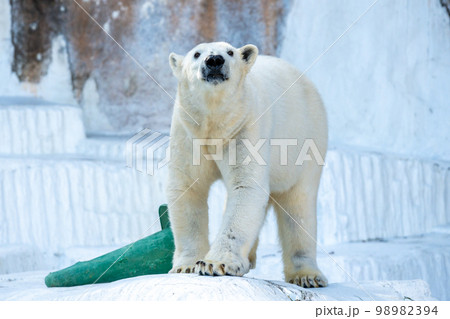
[375,305,438,316]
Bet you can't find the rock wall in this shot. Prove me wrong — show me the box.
[5,0,288,133]
[3,0,450,161]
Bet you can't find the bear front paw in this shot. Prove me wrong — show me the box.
[194,259,248,276]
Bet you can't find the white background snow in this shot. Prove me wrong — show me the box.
[0,0,449,301]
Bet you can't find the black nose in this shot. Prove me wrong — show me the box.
[205,55,225,70]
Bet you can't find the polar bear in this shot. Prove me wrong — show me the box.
[166,42,328,288]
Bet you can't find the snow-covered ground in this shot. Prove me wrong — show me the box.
[0,272,434,301]
[1,226,447,301]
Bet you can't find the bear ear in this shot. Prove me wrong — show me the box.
[169,53,184,79]
[239,44,258,68]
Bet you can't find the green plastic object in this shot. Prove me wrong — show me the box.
[45,204,174,287]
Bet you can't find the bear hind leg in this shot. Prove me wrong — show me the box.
[272,177,328,288]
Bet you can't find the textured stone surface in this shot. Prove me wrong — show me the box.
[317,149,450,245]
[1,228,448,299]
[8,0,287,133]
[1,127,448,250]
[250,227,450,300]
[0,271,435,301]
[0,157,167,250]
[281,0,450,162]
[209,150,450,246]
[10,0,64,83]
[0,97,85,154]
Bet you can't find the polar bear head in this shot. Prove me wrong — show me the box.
[169,42,258,90]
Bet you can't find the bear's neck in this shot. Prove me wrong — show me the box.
[177,82,249,140]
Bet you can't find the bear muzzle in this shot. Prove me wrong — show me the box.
[202,54,229,85]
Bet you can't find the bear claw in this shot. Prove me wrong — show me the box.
[286,271,328,288]
[195,260,245,276]
[169,265,196,274]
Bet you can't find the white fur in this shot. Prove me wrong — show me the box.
[166,42,328,287]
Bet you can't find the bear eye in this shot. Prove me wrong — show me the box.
[227,50,234,57]
[194,52,201,59]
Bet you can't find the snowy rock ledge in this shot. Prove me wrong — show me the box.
[0,272,434,301]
